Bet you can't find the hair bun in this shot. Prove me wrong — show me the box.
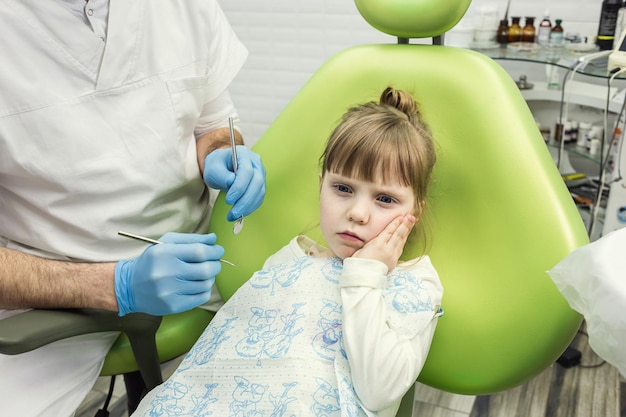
[380,86,418,118]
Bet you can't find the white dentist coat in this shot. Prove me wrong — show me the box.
[0,0,247,415]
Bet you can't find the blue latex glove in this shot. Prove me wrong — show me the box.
[114,233,224,316]
[203,146,266,222]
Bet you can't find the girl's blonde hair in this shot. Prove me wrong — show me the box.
[320,86,436,219]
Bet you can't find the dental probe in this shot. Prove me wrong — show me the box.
[117,230,236,266]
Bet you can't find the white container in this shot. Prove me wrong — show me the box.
[590,138,601,156]
[563,121,573,142]
[578,121,592,147]
[589,125,604,149]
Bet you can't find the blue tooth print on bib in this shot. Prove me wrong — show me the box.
[251,257,313,295]
[179,317,239,370]
[235,303,306,365]
[311,298,345,361]
[270,382,300,416]
[229,376,266,415]
[149,380,218,416]
[338,375,366,417]
[311,376,364,417]
[320,257,343,283]
[230,378,299,417]
[384,269,435,313]
[311,377,341,416]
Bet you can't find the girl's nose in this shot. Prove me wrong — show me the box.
[347,200,369,224]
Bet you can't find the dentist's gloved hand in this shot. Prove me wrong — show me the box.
[203,146,266,222]
[114,233,224,316]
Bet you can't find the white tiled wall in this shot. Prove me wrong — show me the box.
[220,0,607,146]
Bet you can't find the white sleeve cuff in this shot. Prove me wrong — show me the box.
[339,258,388,288]
[193,89,240,138]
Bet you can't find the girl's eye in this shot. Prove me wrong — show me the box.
[378,195,396,204]
[335,184,351,194]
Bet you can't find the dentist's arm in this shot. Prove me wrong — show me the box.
[0,246,118,311]
[194,90,266,222]
[1,233,224,317]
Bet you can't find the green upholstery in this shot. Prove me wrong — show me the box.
[209,42,589,397]
[354,0,472,39]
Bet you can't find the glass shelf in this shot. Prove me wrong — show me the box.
[469,42,622,79]
[548,142,602,166]
[469,42,618,240]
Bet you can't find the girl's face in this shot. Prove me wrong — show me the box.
[319,171,416,259]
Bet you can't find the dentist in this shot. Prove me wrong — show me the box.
[0,1,265,416]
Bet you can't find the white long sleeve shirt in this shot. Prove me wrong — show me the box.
[131,236,444,416]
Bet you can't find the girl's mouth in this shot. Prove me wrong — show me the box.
[338,231,363,243]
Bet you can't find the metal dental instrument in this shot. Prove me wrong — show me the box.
[118,231,236,266]
[228,117,244,235]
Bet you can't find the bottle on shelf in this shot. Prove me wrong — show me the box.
[597,0,624,50]
[537,11,552,45]
[590,137,601,155]
[563,121,573,143]
[548,65,561,90]
[497,19,509,46]
[550,19,565,46]
[578,122,592,148]
[522,16,536,43]
[570,120,579,144]
[588,125,604,150]
[508,16,522,43]
[554,120,564,143]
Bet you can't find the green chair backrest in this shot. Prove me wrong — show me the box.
[209,0,589,396]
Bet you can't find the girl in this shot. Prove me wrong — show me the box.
[131,86,443,417]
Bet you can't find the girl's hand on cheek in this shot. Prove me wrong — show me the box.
[353,213,416,272]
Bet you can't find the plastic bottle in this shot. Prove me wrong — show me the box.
[508,17,522,43]
[548,66,561,90]
[537,11,552,45]
[497,19,509,46]
[577,122,592,147]
[563,120,573,143]
[570,120,579,144]
[522,17,536,43]
[588,125,604,150]
[597,0,624,50]
[550,19,565,46]
[590,138,601,156]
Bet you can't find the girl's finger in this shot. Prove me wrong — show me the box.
[390,214,416,240]
[382,215,406,243]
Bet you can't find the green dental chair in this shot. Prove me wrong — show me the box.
[0,0,589,415]
[208,0,589,412]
